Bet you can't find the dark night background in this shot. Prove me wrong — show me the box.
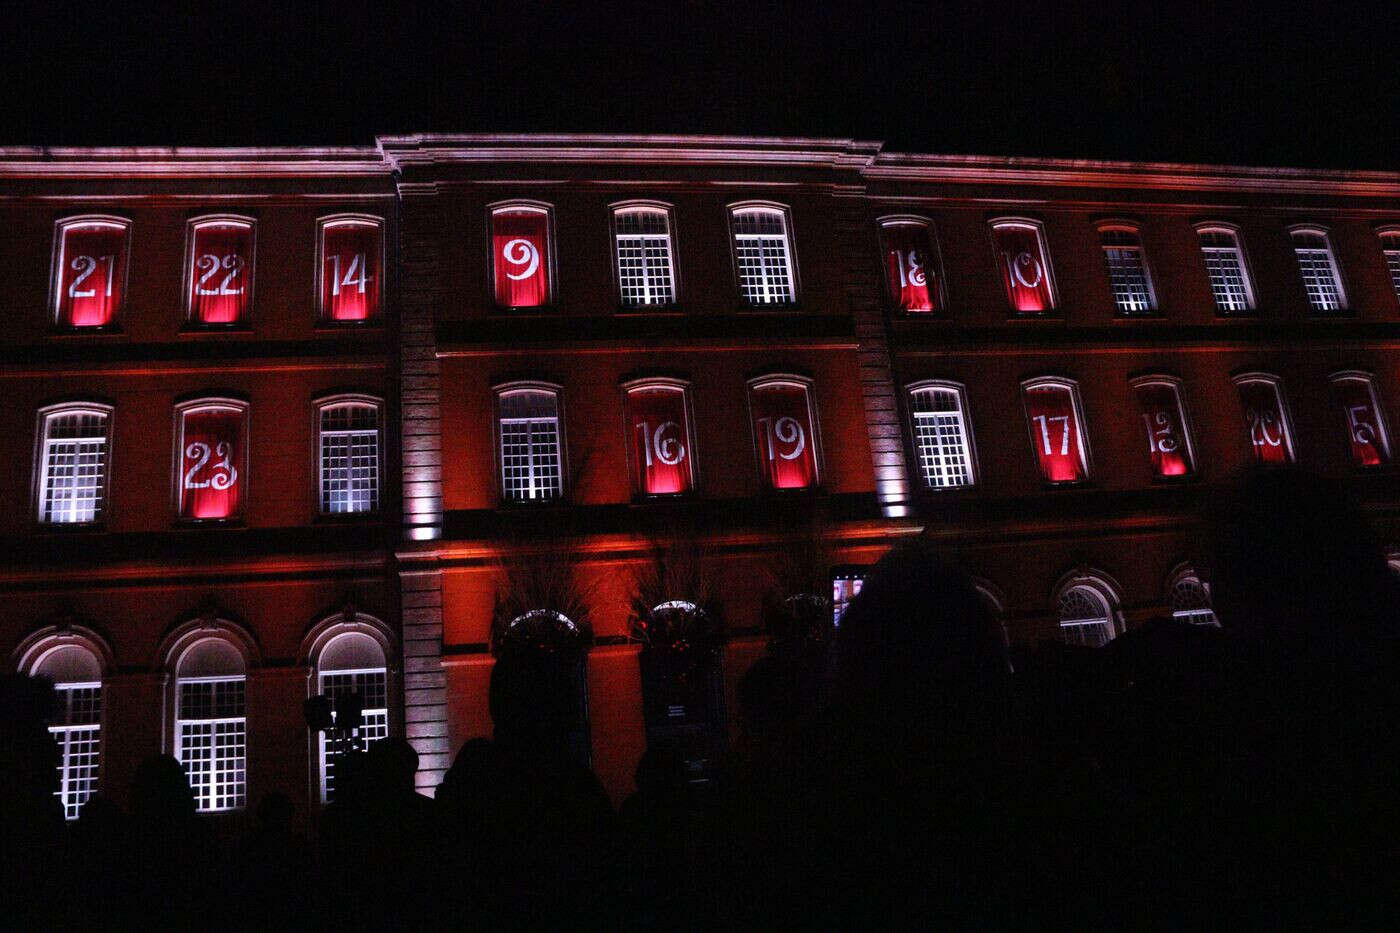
[2,0,1398,167]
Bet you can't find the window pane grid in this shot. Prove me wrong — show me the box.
[1059,588,1112,648]
[177,677,246,812]
[500,414,562,502]
[51,683,102,820]
[1170,578,1218,626]
[1292,234,1344,311]
[320,404,380,515]
[1199,231,1252,312]
[40,412,108,524]
[1101,232,1154,314]
[733,211,794,305]
[910,389,973,489]
[616,210,675,306]
[319,669,389,803]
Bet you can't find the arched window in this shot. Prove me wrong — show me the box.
[748,375,822,490]
[1056,578,1120,648]
[1195,224,1255,313]
[623,379,697,496]
[1021,377,1091,483]
[730,204,796,305]
[317,214,383,322]
[184,215,255,326]
[878,216,944,314]
[51,215,130,328]
[990,218,1056,313]
[1130,376,1196,479]
[174,397,249,520]
[496,609,591,766]
[316,395,383,514]
[315,630,389,803]
[490,202,554,309]
[1290,226,1347,313]
[1377,227,1400,304]
[174,636,248,812]
[1329,371,1391,467]
[494,383,566,502]
[1098,223,1156,315]
[907,381,976,489]
[1232,373,1295,465]
[1167,568,1218,627]
[612,202,676,307]
[17,631,109,820]
[34,402,113,525]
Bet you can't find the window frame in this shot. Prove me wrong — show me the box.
[49,214,132,331]
[315,213,385,325]
[1165,564,1218,627]
[1128,374,1198,481]
[1053,572,1123,647]
[989,216,1058,315]
[32,401,115,529]
[1019,376,1093,485]
[492,380,569,504]
[1231,371,1298,465]
[620,377,700,498]
[1288,224,1349,314]
[904,379,978,491]
[313,393,384,517]
[182,214,257,329]
[1328,370,1392,468]
[1193,222,1257,315]
[746,373,824,491]
[1096,221,1158,316]
[165,627,254,814]
[1374,224,1400,310]
[487,200,558,312]
[172,396,251,523]
[728,201,799,307]
[609,200,679,311]
[877,214,947,315]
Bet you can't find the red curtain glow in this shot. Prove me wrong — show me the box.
[321,222,381,321]
[1024,385,1085,482]
[626,386,693,495]
[56,222,126,327]
[492,210,550,308]
[179,407,244,519]
[1236,381,1291,464]
[881,224,939,313]
[1335,380,1388,467]
[750,383,818,489]
[994,225,1053,313]
[188,223,252,324]
[1134,383,1192,477]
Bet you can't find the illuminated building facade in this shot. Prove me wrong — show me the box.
[3,138,1398,815]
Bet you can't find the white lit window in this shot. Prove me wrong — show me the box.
[731,206,796,305]
[497,385,564,502]
[175,639,247,812]
[908,383,975,489]
[1099,226,1156,314]
[316,630,390,804]
[318,398,381,514]
[1291,228,1347,312]
[1057,584,1116,648]
[36,405,112,525]
[1378,231,1400,303]
[1196,226,1254,313]
[614,205,676,307]
[1169,573,1218,627]
[30,643,104,820]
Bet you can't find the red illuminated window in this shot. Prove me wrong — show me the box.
[1232,374,1295,465]
[318,215,382,322]
[749,376,821,490]
[1290,226,1347,313]
[623,380,697,496]
[491,203,553,309]
[185,216,254,326]
[175,399,248,520]
[991,218,1056,313]
[1022,378,1090,483]
[51,217,129,328]
[879,218,943,313]
[1330,372,1391,467]
[1131,377,1195,479]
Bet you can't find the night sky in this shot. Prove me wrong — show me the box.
[4,1,1399,169]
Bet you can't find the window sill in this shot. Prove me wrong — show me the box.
[49,326,125,338]
[180,325,254,336]
[313,511,385,524]
[33,521,108,535]
[616,305,683,316]
[172,518,248,529]
[314,319,384,331]
[1006,312,1064,322]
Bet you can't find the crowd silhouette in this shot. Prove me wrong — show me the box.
[3,468,1398,927]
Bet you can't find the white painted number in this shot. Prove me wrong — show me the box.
[195,254,245,296]
[1348,405,1376,444]
[329,252,369,296]
[1034,414,1072,456]
[1142,411,1179,454]
[894,249,927,288]
[757,415,807,461]
[1007,249,1044,289]
[184,441,238,490]
[68,255,115,298]
[636,420,686,468]
[502,238,540,281]
[1247,408,1283,448]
